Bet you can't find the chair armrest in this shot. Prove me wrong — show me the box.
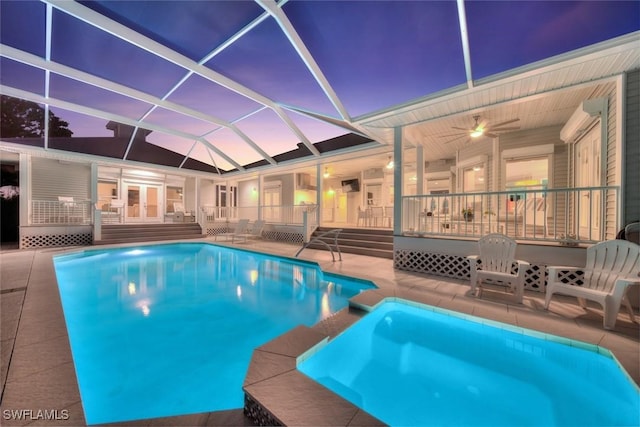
[466,255,480,274]
[515,260,530,277]
[611,276,640,301]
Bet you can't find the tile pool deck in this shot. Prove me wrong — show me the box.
[1,238,638,426]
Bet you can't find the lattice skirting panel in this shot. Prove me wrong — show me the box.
[206,226,303,245]
[205,225,230,237]
[21,232,92,249]
[394,249,547,291]
[262,230,303,244]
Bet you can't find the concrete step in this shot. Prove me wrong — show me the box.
[307,227,394,259]
[97,223,204,245]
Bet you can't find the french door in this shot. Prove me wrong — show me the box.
[263,187,281,222]
[125,183,163,223]
[575,123,601,240]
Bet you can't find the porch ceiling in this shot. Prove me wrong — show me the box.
[0,1,638,176]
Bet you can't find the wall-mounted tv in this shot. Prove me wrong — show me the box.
[341,178,360,193]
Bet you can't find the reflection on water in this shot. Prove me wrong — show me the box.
[53,243,375,425]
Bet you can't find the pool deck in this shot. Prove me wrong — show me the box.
[1,238,638,426]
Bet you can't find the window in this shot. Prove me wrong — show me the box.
[505,157,548,190]
[462,164,485,193]
[166,186,182,213]
[97,180,117,210]
[457,155,487,193]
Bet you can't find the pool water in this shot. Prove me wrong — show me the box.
[53,243,374,425]
[298,301,640,426]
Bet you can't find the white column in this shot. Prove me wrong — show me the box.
[393,127,403,235]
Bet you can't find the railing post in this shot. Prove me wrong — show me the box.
[302,211,309,243]
[94,209,102,241]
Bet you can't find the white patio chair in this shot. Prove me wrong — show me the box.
[104,199,124,223]
[369,206,384,227]
[173,202,194,222]
[544,239,640,330]
[57,196,85,223]
[467,233,530,303]
[232,219,265,243]
[623,221,639,244]
[357,206,369,227]
[215,219,250,241]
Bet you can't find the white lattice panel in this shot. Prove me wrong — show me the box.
[263,230,303,244]
[21,233,92,248]
[394,249,546,291]
[554,269,585,286]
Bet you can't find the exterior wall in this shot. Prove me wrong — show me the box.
[199,179,216,207]
[624,70,640,224]
[603,85,620,239]
[21,157,93,248]
[31,157,90,200]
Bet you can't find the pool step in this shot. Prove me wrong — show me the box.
[96,223,205,245]
[305,227,394,259]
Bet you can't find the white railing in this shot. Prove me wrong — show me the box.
[402,186,619,244]
[261,204,318,226]
[200,205,239,222]
[201,204,319,227]
[31,200,93,225]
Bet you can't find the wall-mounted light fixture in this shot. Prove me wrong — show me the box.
[386,156,394,169]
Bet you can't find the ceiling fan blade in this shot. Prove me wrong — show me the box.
[484,132,498,138]
[489,118,520,128]
[439,132,467,138]
[451,126,472,132]
[443,135,469,144]
[488,126,520,132]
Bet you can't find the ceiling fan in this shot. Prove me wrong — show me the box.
[442,115,520,144]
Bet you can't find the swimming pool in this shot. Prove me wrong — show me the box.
[298,300,640,426]
[53,243,375,425]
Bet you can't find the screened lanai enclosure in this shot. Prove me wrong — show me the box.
[1,0,639,249]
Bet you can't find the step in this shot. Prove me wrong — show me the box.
[94,234,205,245]
[315,227,393,236]
[97,223,204,245]
[307,237,393,251]
[307,227,394,259]
[331,244,394,259]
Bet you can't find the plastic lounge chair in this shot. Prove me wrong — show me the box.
[173,202,194,222]
[467,233,530,303]
[215,219,250,241]
[232,219,265,243]
[623,221,639,244]
[544,239,640,329]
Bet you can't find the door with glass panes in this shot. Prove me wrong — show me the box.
[125,183,162,222]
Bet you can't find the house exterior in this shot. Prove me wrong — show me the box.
[1,3,638,297]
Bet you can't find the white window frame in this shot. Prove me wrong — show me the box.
[457,155,488,193]
[501,144,554,190]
